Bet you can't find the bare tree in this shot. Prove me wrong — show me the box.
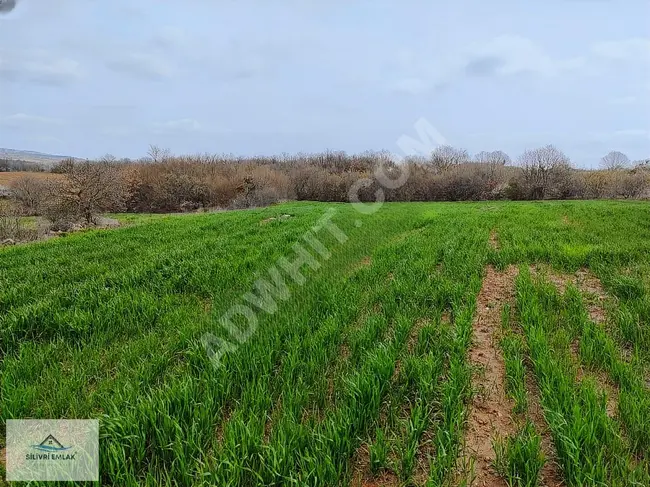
[147,145,171,163]
[51,158,76,174]
[50,160,127,224]
[474,150,511,166]
[429,145,469,172]
[517,145,572,199]
[600,151,630,170]
[472,150,510,189]
[100,153,118,164]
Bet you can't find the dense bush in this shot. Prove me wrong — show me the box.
[8,175,51,215]
[4,148,649,220]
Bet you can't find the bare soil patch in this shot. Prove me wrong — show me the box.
[264,395,282,442]
[406,318,429,353]
[0,171,62,186]
[348,256,373,276]
[463,265,518,486]
[260,214,293,225]
[215,405,233,444]
[359,256,372,268]
[350,443,400,487]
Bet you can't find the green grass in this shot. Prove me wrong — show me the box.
[2,200,650,486]
[500,303,529,415]
[493,422,545,487]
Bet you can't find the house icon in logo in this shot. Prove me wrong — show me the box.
[41,435,64,449]
[32,434,71,452]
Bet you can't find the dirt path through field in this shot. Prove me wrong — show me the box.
[462,265,518,486]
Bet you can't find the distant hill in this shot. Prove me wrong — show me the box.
[0,148,77,166]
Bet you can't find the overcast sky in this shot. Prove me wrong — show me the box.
[1,0,649,167]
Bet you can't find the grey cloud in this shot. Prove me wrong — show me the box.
[392,35,586,95]
[0,0,17,14]
[464,56,506,77]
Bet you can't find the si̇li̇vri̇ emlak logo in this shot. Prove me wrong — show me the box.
[27,434,77,461]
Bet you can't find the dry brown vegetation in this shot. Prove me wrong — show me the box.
[0,171,61,186]
[1,147,648,242]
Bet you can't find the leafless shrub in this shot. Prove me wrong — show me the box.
[582,170,649,199]
[45,160,127,225]
[290,165,347,201]
[8,175,51,215]
[0,201,38,243]
[436,163,508,200]
[147,145,172,163]
[614,171,649,199]
[9,148,646,218]
[474,150,511,166]
[50,158,76,174]
[517,145,572,199]
[231,187,283,209]
[159,171,210,211]
[429,145,469,173]
[554,169,586,199]
[633,159,650,171]
[231,165,292,208]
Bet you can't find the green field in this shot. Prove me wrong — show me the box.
[2,201,650,486]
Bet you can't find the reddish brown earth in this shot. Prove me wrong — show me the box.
[0,171,62,186]
[349,442,400,487]
[462,265,518,486]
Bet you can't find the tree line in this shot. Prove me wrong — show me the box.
[2,145,649,237]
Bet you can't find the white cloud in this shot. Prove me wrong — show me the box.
[592,38,650,61]
[0,48,83,84]
[0,113,64,127]
[391,35,585,94]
